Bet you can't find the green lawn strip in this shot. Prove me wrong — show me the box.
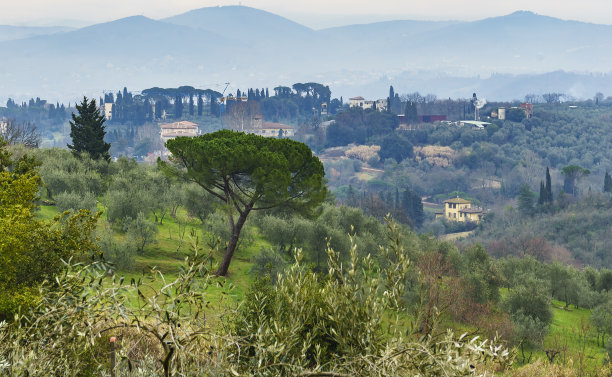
[543,299,606,367]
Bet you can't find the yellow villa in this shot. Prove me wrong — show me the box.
[435,197,483,223]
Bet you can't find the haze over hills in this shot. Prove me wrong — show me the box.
[0,25,73,43]
[1,6,612,103]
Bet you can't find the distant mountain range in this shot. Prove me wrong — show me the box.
[1,6,612,103]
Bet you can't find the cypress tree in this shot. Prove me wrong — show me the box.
[67,96,110,161]
[174,96,183,119]
[197,94,203,116]
[545,167,553,203]
[518,184,534,215]
[404,101,418,124]
[402,189,424,228]
[604,171,612,193]
[538,181,546,206]
[189,95,195,116]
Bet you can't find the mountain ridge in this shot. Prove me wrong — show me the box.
[1,6,611,103]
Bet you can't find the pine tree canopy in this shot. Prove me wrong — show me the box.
[67,96,110,161]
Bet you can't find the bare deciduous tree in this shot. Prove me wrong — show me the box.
[0,118,40,147]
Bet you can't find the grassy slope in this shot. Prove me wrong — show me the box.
[37,204,608,371]
[37,203,267,312]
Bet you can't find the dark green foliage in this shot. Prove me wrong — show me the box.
[473,195,612,268]
[188,95,194,116]
[164,130,326,276]
[197,94,203,116]
[67,97,110,162]
[545,167,553,202]
[404,100,418,124]
[402,189,424,228]
[538,181,546,206]
[326,107,398,147]
[379,134,413,163]
[504,275,553,325]
[250,248,288,283]
[604,171,612,193]
[506,108,526,122]
[174,95,183,118]
[461,244,501,304]
[562,164,590,197]
[518,184,534,215]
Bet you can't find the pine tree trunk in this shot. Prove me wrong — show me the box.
[216,211,249,276]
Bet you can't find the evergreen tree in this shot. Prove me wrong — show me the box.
[518,184,534,215]
[67,97,110,161]
[545,167,553,203]
[402,189,424,228]
[174,96,183,119]
[189,95,195,116]
[562,165,590,197]
[404,101,418,124]
[388,86,395,112]
[604,171,612,193]
[197,94,203,116]
[538,181,546,206]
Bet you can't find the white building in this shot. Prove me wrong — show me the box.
[160,121,199,144]
[349,96,387,111]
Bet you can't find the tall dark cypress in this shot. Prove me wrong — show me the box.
[197,94,203,116]
[545,167,553,203]
[538,181,546,206]
[189,95,195,116]
[604,171,612,193]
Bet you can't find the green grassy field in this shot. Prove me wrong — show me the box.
[36,203,609,372]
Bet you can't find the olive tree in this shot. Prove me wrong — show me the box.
[163,130,326,276]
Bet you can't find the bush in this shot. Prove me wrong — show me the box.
[250,247,289,283]
[96,221,137,270]
[231,219,513,375]
[54,190,97,213]
[124,212,158,255]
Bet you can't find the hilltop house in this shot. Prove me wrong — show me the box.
[160,121,199,144]
[349,96,388,111]
[435,197,483,223]
[246,116,295,138]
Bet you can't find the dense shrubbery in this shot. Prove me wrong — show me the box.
[0,220,513,376]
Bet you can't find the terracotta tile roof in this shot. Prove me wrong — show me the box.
[444,198,472,204]
[349,96,365,100]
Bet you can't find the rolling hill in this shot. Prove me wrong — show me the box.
[1,7,612,102]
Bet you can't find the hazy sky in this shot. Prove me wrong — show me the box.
[2,0,612,28]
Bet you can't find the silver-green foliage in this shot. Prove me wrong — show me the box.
[55,190,98,213]
[231,218,513,376]
[97,220,137,270]
[0,219,512,376]
[124,212,158,254]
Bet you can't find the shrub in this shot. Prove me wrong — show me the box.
[250,247,289,283]
[54,190,97,213]
[124,212,158,255]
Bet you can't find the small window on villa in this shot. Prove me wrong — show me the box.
[453,213,456,218]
